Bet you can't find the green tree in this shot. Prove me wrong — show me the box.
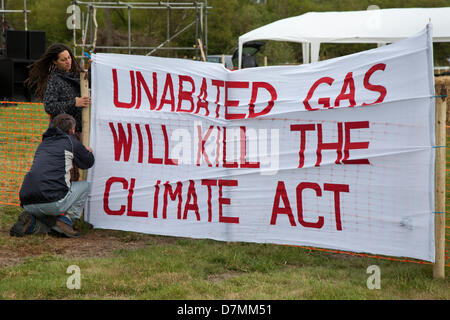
[2,0,449,65]
[206,0,239,54]
[5,0,73,47]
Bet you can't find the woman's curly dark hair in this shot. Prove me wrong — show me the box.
[25,43,81,99]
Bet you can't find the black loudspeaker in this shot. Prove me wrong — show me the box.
[0,57,13,98]
[13,61,30,82]
[27,31,46,60]
[6,30,27,59]
[13,60,32,101]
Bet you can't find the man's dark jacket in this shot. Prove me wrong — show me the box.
[19,127,95,206]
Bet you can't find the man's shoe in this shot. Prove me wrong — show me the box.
[58,215,73,226]
[52,219,80,238]
[10,211,35,237]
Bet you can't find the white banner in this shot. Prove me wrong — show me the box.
[87,25,436,262]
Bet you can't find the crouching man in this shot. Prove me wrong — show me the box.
[10,113,95,238]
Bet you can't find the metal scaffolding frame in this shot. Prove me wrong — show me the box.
[1,0,31,30]
[71,1,211,64]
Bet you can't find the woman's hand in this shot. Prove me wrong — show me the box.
[75,96,91,107]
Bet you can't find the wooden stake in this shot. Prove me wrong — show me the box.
[197,38,207,62]
[433,84,447,279]
[80,71,91,181]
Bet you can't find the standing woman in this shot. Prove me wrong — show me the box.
[25,43,90,181]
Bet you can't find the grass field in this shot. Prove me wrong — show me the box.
[0,103,448,300]
[0,203,448,300]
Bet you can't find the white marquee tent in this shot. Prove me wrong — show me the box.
[238,7,450,68]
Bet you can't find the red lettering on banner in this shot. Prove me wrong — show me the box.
[302,63,387,110]
[296,182,323,229]
[157,73,175,111]
[163,181,183,219]
[225,81,249,120]
[112,69,136,109]
[215,127,221,167]
[240,126,260,168]
[270,181,296,226]
[101,177,349,231]
[343,121,370,164]
[291,121,370,167]
[202,179,217,222]
[211,79,225,118]
[111,66,385,115]
[270,181,350,230]
[127,178,148,217]
[103,177,128,215]
[161,124,178,165]
[303,77,334,110]
[315,122,343,166]
[197,125,214,167]
[195,77,209,116]
[218,179,239,224]
[334,72,356,108]
[362,63,387,106]
[222,127,238,168]
[135,124,143,163]
[177,75,195,113]
[103,177,241,224]
[136,71,158,110]
[323,183,350,231]
[144,124,163,164]
[183,180,200,220]
[109,122,276,168]
[248,82,277,118]
[290,124,315,168]
[111,70,281,119]
[102,177,149,217]
[153,180,161,218]
[109,122,133,162]
[108,121,367,169]
[107,120,370,169]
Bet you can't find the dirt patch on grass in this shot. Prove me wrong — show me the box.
[0,227,171,268]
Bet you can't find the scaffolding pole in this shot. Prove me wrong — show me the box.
[72,0,210,60]
[0,0,31,31]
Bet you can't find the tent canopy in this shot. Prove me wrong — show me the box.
[238,7,450,68]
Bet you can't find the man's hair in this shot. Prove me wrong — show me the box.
[51,114,76,134]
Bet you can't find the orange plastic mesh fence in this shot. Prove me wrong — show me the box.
[0,101,448,267]
[0,101,49,206]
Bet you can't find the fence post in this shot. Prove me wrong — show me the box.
[80,71,91,181]
[433,83,447,279]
